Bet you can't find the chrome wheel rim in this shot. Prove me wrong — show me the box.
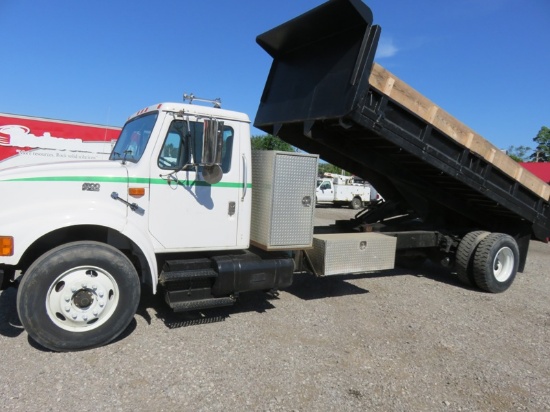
[46,266,119,332]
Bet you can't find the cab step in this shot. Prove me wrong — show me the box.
[167,296,236,312]
[159,258,218,285]
[159,268,218,284]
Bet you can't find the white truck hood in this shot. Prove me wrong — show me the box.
[0,160,132,266]
[0,160,126,182]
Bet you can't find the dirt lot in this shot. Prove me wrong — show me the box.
[1,207,549,411]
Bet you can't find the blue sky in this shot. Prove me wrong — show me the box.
[1,0,548,151]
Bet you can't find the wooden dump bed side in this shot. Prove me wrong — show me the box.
[369,63,550,201]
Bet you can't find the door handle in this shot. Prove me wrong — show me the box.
[241,154,247,201]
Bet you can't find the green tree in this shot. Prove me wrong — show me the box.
[529,126,550,162]
[506,145,532,162]
[251,134,294,152]
[318,162,350,177]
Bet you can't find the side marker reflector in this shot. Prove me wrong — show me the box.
[129,187,145,198]
[0,236,14,256]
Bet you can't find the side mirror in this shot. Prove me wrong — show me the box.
[202,119,223,166]
[202,164,223,185]
[201,119,224,184]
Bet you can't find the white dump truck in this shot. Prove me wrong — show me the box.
[1,0,549,351]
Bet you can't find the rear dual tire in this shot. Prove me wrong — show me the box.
[455,232,518,293]
[350,197,362,210]
[455,231,489,286]
[473,233,519,293]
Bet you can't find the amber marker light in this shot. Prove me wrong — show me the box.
[128,187,145,198]
[0,236,14,256]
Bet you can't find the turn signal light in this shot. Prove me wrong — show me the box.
[0,236,14,256]
[128,187,145,198]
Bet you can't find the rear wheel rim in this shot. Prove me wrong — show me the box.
[492,247,514,282]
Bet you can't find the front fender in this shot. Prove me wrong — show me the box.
[0,161,161,292]
[0,161,129,265]
[2,193,161,293]
[1,195,128,265]
[117,218,160,294]
[0,187,162,293]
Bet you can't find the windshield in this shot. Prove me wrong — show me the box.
[110,112,158,163]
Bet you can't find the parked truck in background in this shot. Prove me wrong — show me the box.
[0,112,121,169]
[1,0,549,351]
[316,173,379,209]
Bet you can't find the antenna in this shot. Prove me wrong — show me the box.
[183,93,222,108]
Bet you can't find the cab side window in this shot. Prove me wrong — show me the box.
[221,127,234,173]
[158,121,188,169]
[157,120,234,173]
[197,123,234,173]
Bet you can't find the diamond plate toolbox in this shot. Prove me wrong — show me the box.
[251,151,318,250]
[308,233,396,276]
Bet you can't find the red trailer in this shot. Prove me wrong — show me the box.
[520,162,550,184]
[0,112,120,168]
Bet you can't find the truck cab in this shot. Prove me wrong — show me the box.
[316,178,334,202]
[0,101,276,351]
[109,103,252,253]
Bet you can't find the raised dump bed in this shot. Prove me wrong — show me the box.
[254,0,550,293]
[254,0,550,247]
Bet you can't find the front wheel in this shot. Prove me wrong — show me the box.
[473,233,519,293]
[17,241,140,351]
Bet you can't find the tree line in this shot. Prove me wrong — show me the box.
[251,134,351,176]
[507,126,550,162]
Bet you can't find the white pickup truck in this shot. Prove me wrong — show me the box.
[316,175,378,209]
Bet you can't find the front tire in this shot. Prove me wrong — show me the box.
[17,241,140,351]
[473,233,519,293]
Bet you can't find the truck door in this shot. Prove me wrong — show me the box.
[316,180,334,202]
[148,115,244,250]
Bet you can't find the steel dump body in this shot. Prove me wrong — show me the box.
[254,0,550,243]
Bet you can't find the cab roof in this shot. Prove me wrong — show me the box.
[127,103,250,123]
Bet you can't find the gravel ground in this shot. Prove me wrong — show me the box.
[1,207,549,411]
